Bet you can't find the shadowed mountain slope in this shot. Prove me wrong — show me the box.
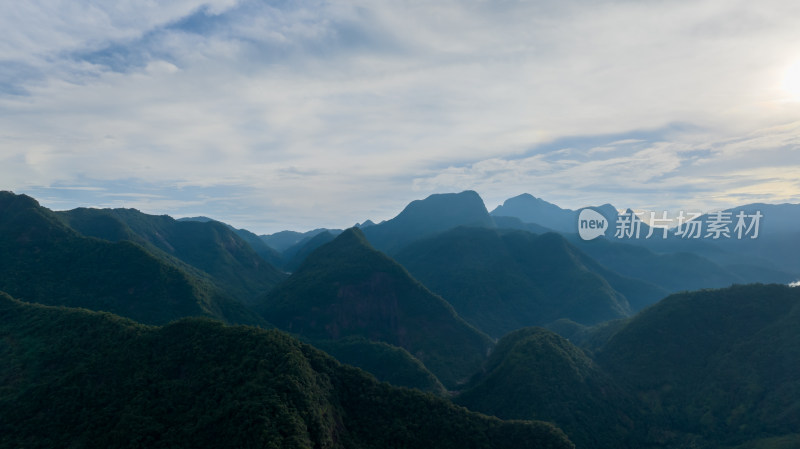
[309,336,447,394]
[0,191,264,326]
[261,228,338,252]
[395,227,648,337]
[281,230,337,272]
[258,227,493,388]
[457,327,643,449]
[60,207,286,304]
[0,292,573,449]
[596,283,800,448]
[456,284,800,448]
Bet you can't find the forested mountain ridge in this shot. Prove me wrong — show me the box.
[595,283,800,448]
[0,191,265,326]
[457,327,643,449]
[456,284,800,449]
[0,292,574,449]
[59,207,286,304]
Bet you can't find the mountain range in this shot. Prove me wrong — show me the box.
[3,188,800,449]
[490,193,798,290]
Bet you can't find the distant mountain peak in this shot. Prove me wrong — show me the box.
[491,193,576,233]
[0,192,51,219]
[335,226,370,245]
[362,191,494,252]
[397,190,489,219]
[506,193,550,204]
[289,227,373,271]
[261,228,341,252]
[177,216,215,223]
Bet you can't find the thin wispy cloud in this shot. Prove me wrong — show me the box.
[1,0,799,232]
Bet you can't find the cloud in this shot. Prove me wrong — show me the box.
[2,0,800,231]
[0,1,238,59]
[412,123,800,213]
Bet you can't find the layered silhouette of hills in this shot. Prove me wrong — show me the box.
[258,228,343,271]
[0,192,264,326]
[491,215,556,234]
[178,217,285,267]
[395,227,661,337]
[571,235,794,293]
[4,189,800,449]
[261,228,339,252]
[258,228,493,388]
[688,202,800,235]
[490,192,797,291]
[491,193,580,233]
[491,194,620,235]
[0,293,573,449]
[689,203,800,276]
[61,208,286,305]
[453,283,800,448]
[252,192,797,299]
[281,230,337,272]
[273,191,496,269]
[228,225,286,269]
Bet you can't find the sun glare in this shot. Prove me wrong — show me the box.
[781,59,800,102]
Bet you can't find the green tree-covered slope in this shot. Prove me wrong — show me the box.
[456,327,642,449]
[309,336,447,394]
[259,227,493,389]
[0,292,573,449]
[281,230,337,272]
[395,227,647,337]
[596,283,800,448]
[0,191,263,326]
[59,207,286,304]
[455,284,800,449]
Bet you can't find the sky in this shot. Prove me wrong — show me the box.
[2,0,800,234]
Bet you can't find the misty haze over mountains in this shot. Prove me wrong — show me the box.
[251,190,798,288]
[2,188,800,449]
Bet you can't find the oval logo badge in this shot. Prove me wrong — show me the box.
[578,208,608,240]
